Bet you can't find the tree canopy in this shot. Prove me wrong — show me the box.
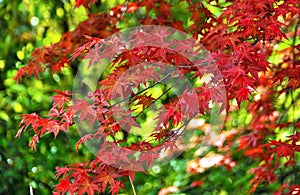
[1,0,300,194]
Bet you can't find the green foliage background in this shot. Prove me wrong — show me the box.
[0,0,89,194]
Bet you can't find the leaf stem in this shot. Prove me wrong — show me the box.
[129,176,137,195]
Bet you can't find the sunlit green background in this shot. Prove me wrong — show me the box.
[1,0,91,194]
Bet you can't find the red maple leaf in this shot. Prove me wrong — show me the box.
[236,87,253,106]
[96,172,120,192]
[77,178,99,195]
[51,90,72,108]
[75,0,98,9]
[131,94,156,110]
[16,113,40,137]
[72,99,97,125]
[268,140,295,161]
[29,134,39,151]
[55,166,71,179]
[76,134,94,152]
[54,175,73,195]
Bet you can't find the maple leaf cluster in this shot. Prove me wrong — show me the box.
[15,0,300,194]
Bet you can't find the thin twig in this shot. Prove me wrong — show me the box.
[109,72,172,108]
[134,78,181,118]
[174,60,217,68]
[129,176,137,195]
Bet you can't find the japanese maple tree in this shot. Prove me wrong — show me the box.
[15,0,300,194]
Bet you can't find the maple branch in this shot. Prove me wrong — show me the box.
[134,78,181,119]
[163,116,194,144]
[108,72,172,108]
[135,72,172,96]
[174,60,217,68]
[144,109,195,146]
